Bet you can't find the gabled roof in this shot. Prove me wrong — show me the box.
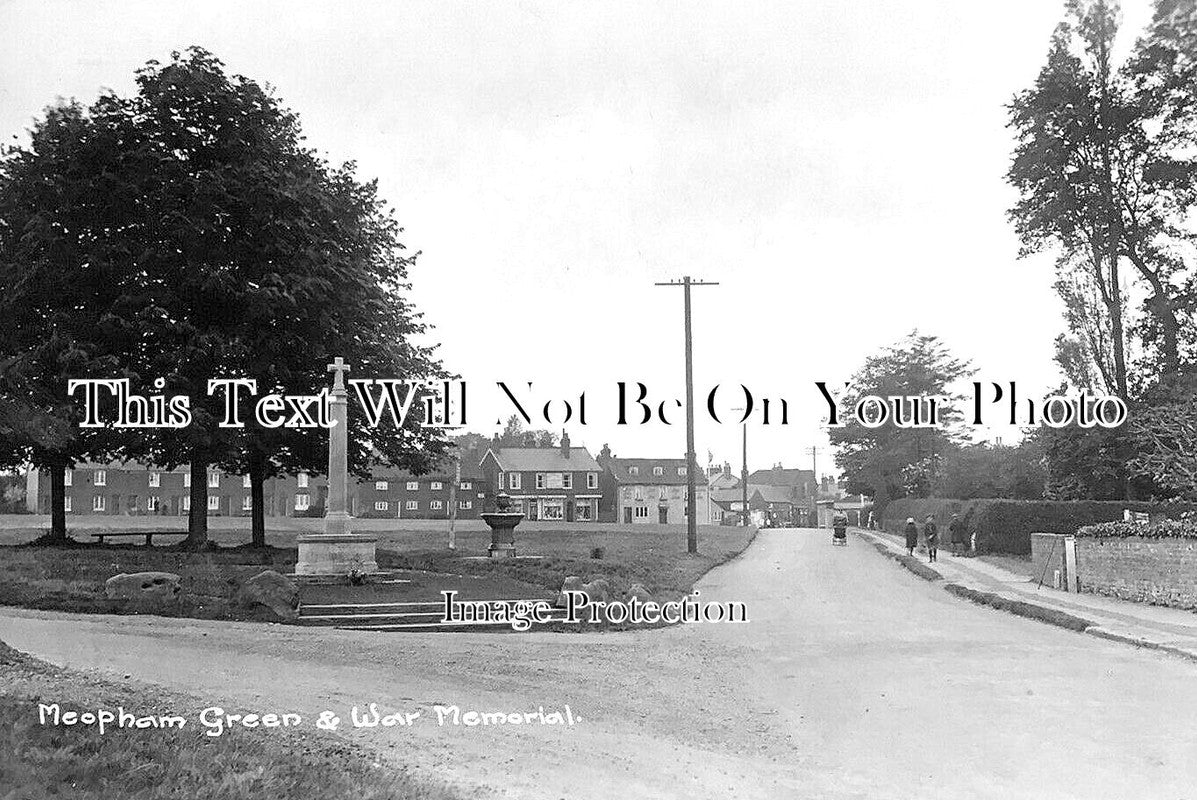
[605,457,705,486]
[750,484,798,505]
[709,472,740,490]
[482,446,601,472]
[748,468,815,489]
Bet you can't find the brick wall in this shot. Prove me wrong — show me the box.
[1076,537,1197,610]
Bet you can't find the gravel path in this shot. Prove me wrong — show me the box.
[3,528,1196,799]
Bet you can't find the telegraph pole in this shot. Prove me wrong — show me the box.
[448,456,459,549]
[655,276,718,554]
[732,406,750,527]
[807,445,818,526]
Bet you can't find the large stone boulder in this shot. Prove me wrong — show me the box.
[580,577,612,604]
[555,576,584,608]
[237,570,299,622]
[104,572,181,604]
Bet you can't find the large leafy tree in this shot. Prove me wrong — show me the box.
[828,332,973,510]
[1008,0,1197,393]
[0,48,450,545]
[0,99,145,540]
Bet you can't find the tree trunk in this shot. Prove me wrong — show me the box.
[249,449,266,548]
[48,455,67,541]
[186,457,208,548]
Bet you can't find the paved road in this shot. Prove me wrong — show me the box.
[3,528,1196,799]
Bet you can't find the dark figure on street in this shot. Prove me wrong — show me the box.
[925,515,938,562]
[948,513,965,556]
[904,517,918,556]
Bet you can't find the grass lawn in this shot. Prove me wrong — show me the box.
[0,639,463,800]
[0,517,758,621]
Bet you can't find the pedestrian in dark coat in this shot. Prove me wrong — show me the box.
[904,517,918,556]
[924,515,939,562]
[948,513,965,555]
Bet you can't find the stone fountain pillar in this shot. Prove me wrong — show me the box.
[482,492,524,559]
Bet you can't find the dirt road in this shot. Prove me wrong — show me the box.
[4,528,1196,799]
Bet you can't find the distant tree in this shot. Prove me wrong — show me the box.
[496,415,558,448]
[829,332,973,510]
[936,440,1048,500]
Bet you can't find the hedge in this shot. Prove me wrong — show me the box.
[882,498,1197,556]
[1076,519,1197,539]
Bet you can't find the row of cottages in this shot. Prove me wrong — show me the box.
[24,435,716,526]
[707,464,817,527]
[25,458,490,520]
[478,434,604,522]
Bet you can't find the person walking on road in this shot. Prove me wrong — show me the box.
[948,513,965,556]
[904,517,918,556]
[925,515,939,563]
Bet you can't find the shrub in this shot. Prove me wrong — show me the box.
[883,498,1197,555]
[1076,519,1197,539]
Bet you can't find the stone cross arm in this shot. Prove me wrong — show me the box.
[327,357,352,392]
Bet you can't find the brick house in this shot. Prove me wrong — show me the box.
[598,453,711,525]
[28,461,304,518]
[479,434,603,522]
[27,456,487,520]
[349,457,486,519]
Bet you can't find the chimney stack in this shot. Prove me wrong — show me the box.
[561,430,571,459]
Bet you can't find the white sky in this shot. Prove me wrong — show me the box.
[0,0,1154,475]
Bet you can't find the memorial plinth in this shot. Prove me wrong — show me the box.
[295,532,379,575]
[294,357,379,578]
[483,492,524,559]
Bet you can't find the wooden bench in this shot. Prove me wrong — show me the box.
[90,532,189,547]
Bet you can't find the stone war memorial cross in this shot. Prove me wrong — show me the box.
[294,357,380,578]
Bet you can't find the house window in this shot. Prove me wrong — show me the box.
[576,502,593,521]
[509,473,521,490]
[64,469,72,487]
[208,472,220,488]
[628,466,639,475]
[295,493,310,511]
[375,481,389,491]
[94,470,106,487]
[678,467,688,476]
[430,500,444,510]
[634,487,644,501]
[542,499,564,520]
[182,496,191,512]
[64,496,72,513]
[406,481,419,491]
[93,495,106,512]
[562,473,573,489]
[537,473,565,489]
[405,500,418,511]
[184,472,191,488]
[242,496,252,511]
[459,500,472,510]
[297,473,309,489]
[634,506,649,519]
[653,466,664,476]
[374,501,389,511]
[149,472,161,488]
[431,481,443,490]
[208,496,220,511]
[460,481,472,490]
[243,475,252,488]
[147,496,160,512]
[587,473,598,489]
